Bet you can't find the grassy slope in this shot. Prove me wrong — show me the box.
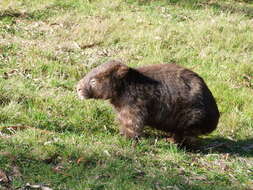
[0,0,253,189]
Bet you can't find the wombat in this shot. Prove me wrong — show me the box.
[77,60,220,145]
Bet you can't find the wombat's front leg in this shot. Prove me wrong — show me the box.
[117,107,144,139]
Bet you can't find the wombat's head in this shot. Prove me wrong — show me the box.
[77,60,129,100]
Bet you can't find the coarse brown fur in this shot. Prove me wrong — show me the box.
[76,60,220,146]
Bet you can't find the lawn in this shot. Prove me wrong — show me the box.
[0,0,252,189]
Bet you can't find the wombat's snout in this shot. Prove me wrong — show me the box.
[76,87,85,100]
[76,80,91,100]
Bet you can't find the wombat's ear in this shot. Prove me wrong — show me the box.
[115,64,129,79]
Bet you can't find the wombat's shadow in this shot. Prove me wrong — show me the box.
[142,130,253,157]
[196,137,253,157]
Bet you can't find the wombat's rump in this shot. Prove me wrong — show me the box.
[77,60,220,145]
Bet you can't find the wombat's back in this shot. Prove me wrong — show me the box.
[136,64,220,136]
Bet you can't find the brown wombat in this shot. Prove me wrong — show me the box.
[77,60,220,145]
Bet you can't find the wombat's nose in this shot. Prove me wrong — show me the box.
[77,89,85,100]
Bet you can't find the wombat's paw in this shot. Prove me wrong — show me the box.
[165,137,177,144]
[166,135,201,149]
[120,127,141,140]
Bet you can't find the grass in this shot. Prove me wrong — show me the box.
[0,0,253,189]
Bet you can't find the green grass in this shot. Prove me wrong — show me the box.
[0,0,253,189]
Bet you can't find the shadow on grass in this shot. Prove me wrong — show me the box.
[0,8,57,21]
[197,137,253,157]
[127,0,253,18]
[0,2,76,21]
[142,130,253,157]
[207,2,253,18]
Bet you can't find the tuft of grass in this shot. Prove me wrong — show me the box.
[0,0,253,189]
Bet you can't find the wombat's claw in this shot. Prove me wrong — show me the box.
[133,135,140,141]
[165,137,177,144]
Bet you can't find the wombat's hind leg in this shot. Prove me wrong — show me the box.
[167,134,200,148]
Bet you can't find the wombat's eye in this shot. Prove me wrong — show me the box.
[90,78,97,88]
[100,76,107,80]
